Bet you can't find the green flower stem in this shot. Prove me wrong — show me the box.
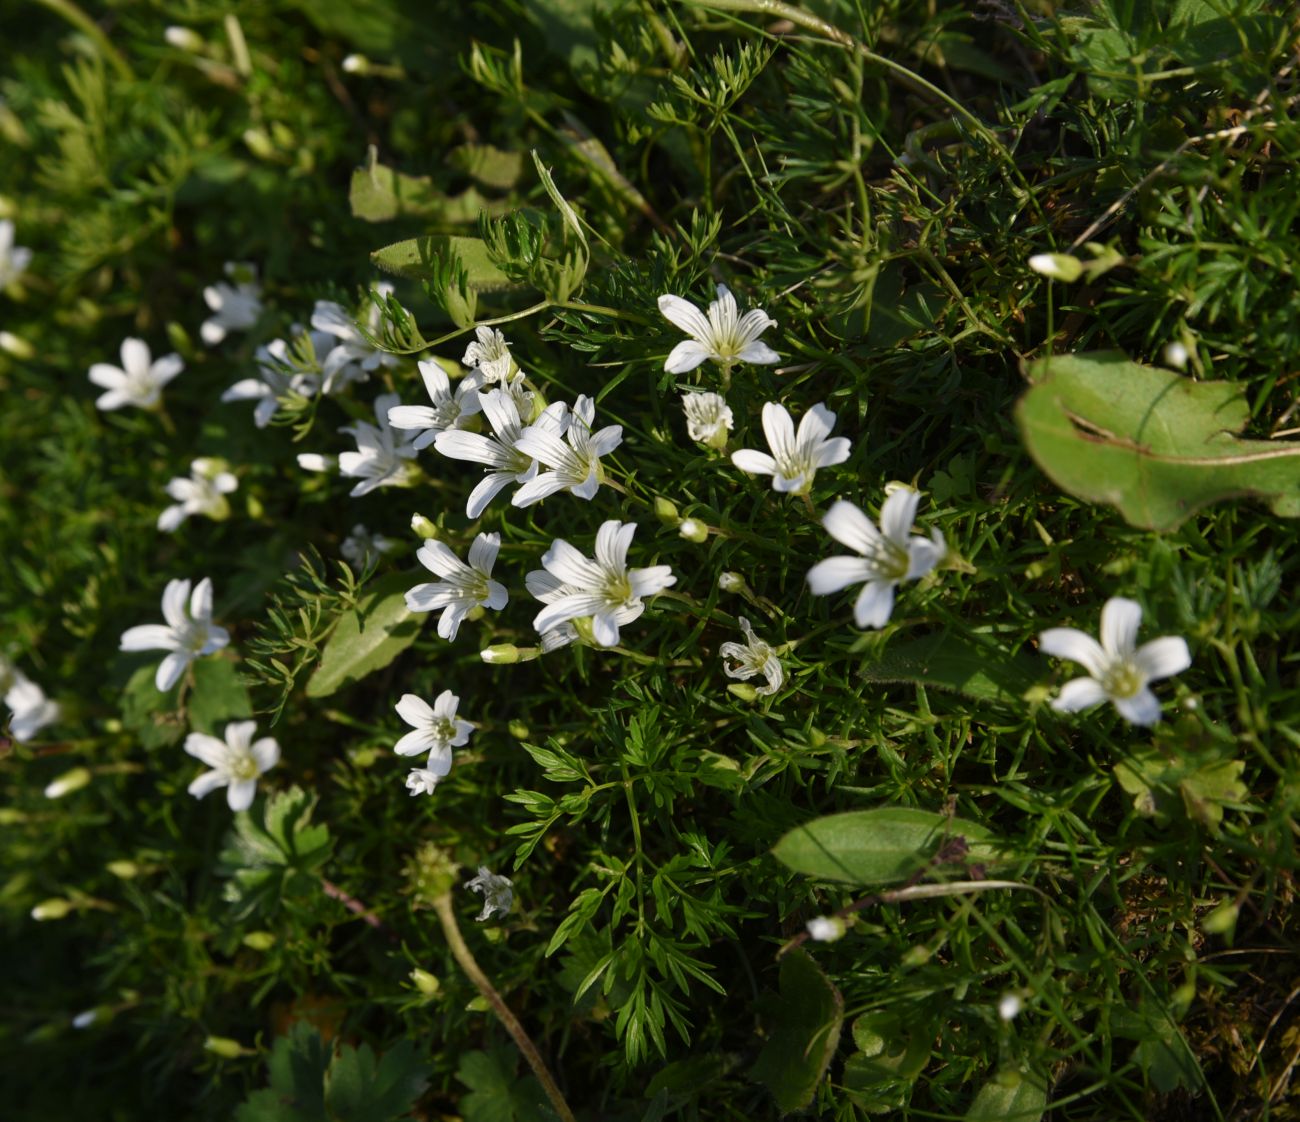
[35,0,134,81]
[430,892,578,1122]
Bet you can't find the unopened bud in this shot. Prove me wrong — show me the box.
[1202,900,1239,937]
[806,915,846,942]
[678,518,708,542]
[166,321,193,356]
[0,331,34,359]
[1163,341,1190,370]
[204,1036,250,1059]
[718,571,748,594]
[44,767,91,799]
[342,54,370,75]
[243,127,276,161]
[410,968,440,996]
[410,513,438,540]
[31,898,73,921]
[242,931,276,951]
[106,860,139,879]
[997,993,1023,1021]
[508,719,529,739]
[164,26,205,52]
[901,945,931,967]
[296,453,334,473]
[727,683,759,702]
[654,497,680,525]
[480,643,520,664]
[1028,253,1084,282]
[72,1008,102,1029]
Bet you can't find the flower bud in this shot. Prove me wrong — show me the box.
[72,1008,102,1029]
[164,26,205,52]
[0,331,34,359]
[1202,900,1238,937]
[31,898,73,921]
[410,513,438,540]
[718,571,748,594]
[997,993,1023,1021]
[480,644,520,664]
[342,54,370,75]
[654,497,680,525]
[678,518,708,542]
[901,945,931,967]
[727,683,759,702]
[1028,253,1084,282]
[1163,341,1190,370]
[204,1036,250,1059]
[806,915,846,942]
[166,321,193,356]
[242,127,276,161]
[296,453,334,473]
[106,860,139,879]
[242,931,276,951]
[410,968,440,996]
[44,767,91,799]
[508,719,529,739]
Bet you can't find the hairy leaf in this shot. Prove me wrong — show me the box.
[1017,351,1300,530]
[307,572,423,698]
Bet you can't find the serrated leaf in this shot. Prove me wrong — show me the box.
[457,1048,558,1122]
[965,1073,1048,1121]
[235,1022,329,1122]
[772,807,1000,886]
[187,657,252,734]
[307,572,424,698]
[325,1038,430,1122]
[750,949,843,1111]
[218,788,333,919]
[1016,351,1300,531]
[861,631,1038,703]
[119,663,185,749]
[370,234,519,289]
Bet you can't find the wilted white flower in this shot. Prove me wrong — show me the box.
[4,670,60,742]
[1039,596,1191,726]
[119,577,231,691]
[88,339,183,412]
[465,866,514,921]
[406,532,508,641]
[337,392,421,497]
[184,720,279,812]
[731,401,851,494]
[529,520,675,648]
[387,360,483,449]
[659,284,779,374]
[0,219,32,289]
[719,617,784,696]
[462,325,516,383]
[404,768,443,796]
[157,458,238,532]
[434,390,564,518]
[341,524,396,571]
[311,284,401,392]
[806,491,946,629]
[393,691,472,768]
[201,262,262,345]
[513,394,623,506]
[806,916,846,942]
[221,331,325,428]
[682,390,734,449]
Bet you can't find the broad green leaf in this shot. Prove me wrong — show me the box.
[325,1038,430,1122]
[861,631,1038,703]
[1112,1006,1201,1094]
[349,148,500,223]
[119,663,184,749]
[524,0,619,70]
[457,1048,558,1122]
[1017,351,1300,531]
[772,807,1000,886]
[449,143,525,189]
[370,234,519,290]
[306,572,423,698]
[218,788,333,919]
[1114,746,1247,832]
[187,657,252,735]
[965,1072,1048,1121]
[235,1022,329,1122]
[750,949,843,1112]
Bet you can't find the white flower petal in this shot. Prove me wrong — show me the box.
[1133,636,1191,682]
[1113,688,1162,726]
[226,779,258,812]
[1100,596,1143,657]
[155,652,190,692]
[664,340,713,374]
[1050,677,1108,713]
[853,579,897,629]
[658,294,713,340]
[821,501,883,556]
[119,624,180,652]
[187,770,228,800]
[395,693,434,727]
[880,489,921,544]
[807,556,874,595]
[1038,628,1108,679]
[730,449,778,477]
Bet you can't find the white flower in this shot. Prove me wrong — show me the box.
[201,262,262,345]
[731,401,851,494]
[998,994,1023,1022]
[512,395,623,506]
[806,491,946,629]
[311,284,401,392]
[806,916,845,942]
[1038,596,1191,726]
[119,577,231,691]
[719,617,784,696]
[530,520,675,648]
[157,458,238,532]
[88,338,183,412]
[184,720,279,812]
[682,391,733,448]
[406,533,508,641]
[462,326,516,383]
[5,670,60,742]
[465,866,514,921]
[341,523,396,571]
[337,393,421,497]
[387,360,484,450]
[500,372,538,421]
[393,691,472,771]
[405,768,443,796]
[659,284,779,373]
[0,219,32,289]
[221,332,326,428]
[434,390,564,518]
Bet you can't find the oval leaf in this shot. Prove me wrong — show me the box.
[370,234,520,290]
[862,630,1038,703]
[750,949,843,1111]
[306,572,423,698]
[1017,351,1300,531]
[965,1072,1048,1122]
[772,807,999,886]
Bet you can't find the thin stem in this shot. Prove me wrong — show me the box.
[431,893,577,1122]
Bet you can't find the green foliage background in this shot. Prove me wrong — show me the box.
[3,1,1300,1119]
